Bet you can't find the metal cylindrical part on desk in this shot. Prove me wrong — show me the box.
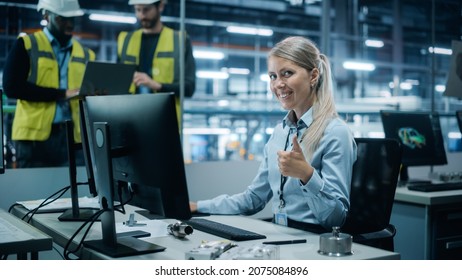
[318,226,353,257]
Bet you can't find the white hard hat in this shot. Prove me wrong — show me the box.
[37,0,84,17]
[128,0,160,5]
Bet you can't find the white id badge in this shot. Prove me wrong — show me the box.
[275,211,288,226]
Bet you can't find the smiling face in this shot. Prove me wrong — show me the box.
[268,55,318,119]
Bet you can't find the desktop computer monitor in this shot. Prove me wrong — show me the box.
[380,110,447,183]
[1,92,4,174]
[83,93,191,221]
[82,93,191,257]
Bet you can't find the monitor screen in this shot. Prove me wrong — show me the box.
[83,93,191,220]
[380,110,447,182]
[1,91,5,174]
[79,61,136,97]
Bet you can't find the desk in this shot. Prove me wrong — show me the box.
[0,209,53,259]
[392,187,462,259]
[11,205,399,260]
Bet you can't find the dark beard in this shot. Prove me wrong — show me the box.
[140,14,160,29]
[140,19,155,29]
[55,33,72,47]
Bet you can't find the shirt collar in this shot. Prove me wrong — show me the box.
[282,108,313,131]
[43,27,73,49]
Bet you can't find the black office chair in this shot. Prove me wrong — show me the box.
[341,138,402,252]
[456,110,462,133]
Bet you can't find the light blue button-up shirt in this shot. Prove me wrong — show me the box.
[197,108,357,229]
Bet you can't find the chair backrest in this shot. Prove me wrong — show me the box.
[341,138,402,234]
[456,110,462,133]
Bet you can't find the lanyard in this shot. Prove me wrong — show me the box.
[278,123,308,209]
[278,129,292,209]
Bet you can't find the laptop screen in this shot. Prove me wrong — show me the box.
[79,61,136,96]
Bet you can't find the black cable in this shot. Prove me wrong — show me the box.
[115,182,127,214]
[63,208,105,260]
[62,204,130,260]
[8,203,22,213]
[7,181,103,260]
[20,181,89,222]
[52,244,65,260]
[22,186,71,223]
[9,180,130,260]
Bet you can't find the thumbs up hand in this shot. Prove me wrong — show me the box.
[291,134,303,153]
[277,135,313,184]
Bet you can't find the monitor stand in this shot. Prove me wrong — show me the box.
[135,210,167,220]
[83,122,165,257]
[59,120,99,221]
[84,234,164,258]
[136,210,210,220]
[58,209,99,222]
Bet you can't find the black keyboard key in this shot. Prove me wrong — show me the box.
[184,218,266,241]
[408,181,462,192]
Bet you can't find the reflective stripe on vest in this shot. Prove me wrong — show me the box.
[12,31,94,142]
[118,27,182,125]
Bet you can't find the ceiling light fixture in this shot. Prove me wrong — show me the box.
[399,82,413,90]
[193,50,225,60]
[196,71,229,79]
[226,26,273,36]
[342,61,376,71]
[365,39,384,48]
[435,85,446,92]
[89,13,137,24]
[217,100,230,107]
[222,67,250,75]
[428,47,452,55]
[260,74,270,82]
[448,132,462,139]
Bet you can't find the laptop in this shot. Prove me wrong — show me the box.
[77,61,136,97]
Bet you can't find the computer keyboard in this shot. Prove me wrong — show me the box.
[184,218,266,241]
[407,181,462,192]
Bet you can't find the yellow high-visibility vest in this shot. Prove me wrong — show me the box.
[12,31,95,142]
[117,27,182,123]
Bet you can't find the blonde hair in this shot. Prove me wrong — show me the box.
[269,36,338,160]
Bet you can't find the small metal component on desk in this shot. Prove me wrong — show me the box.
[123,213,146,227]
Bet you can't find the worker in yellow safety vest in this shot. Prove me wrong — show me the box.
[117,0,196,127]
[2,0,95,168]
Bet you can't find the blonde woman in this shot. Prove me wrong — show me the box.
[190,36,357,232]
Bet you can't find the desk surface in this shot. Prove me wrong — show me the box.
[11,205,399,260]
[395,186,462,206]
[0,208,53,257]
